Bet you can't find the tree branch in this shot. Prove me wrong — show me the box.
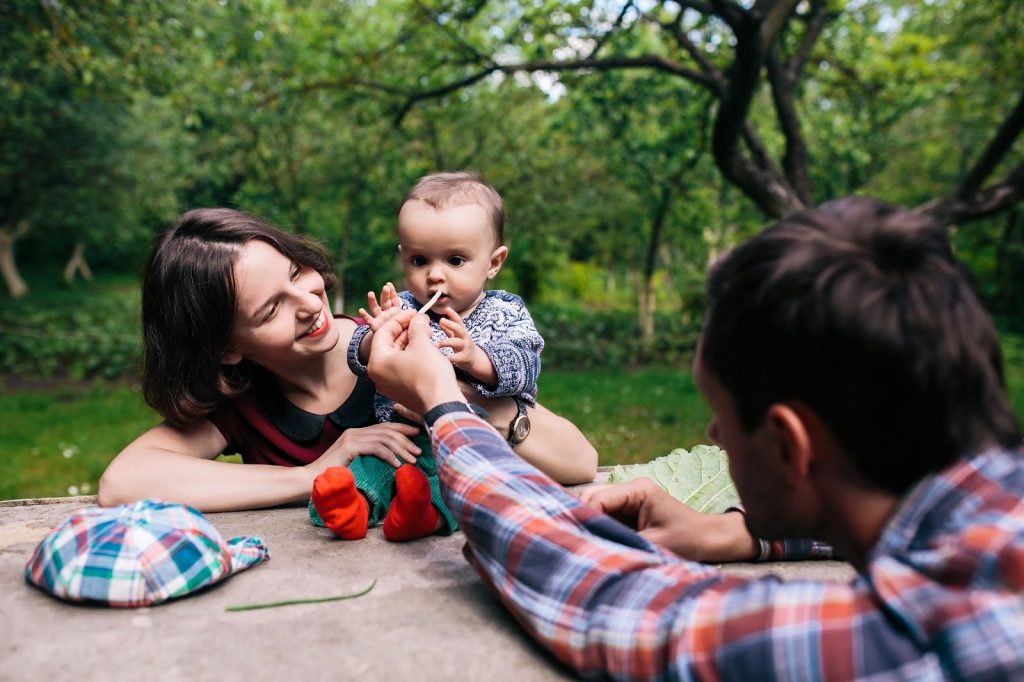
[658,8,726,95]
[917,161,1024,227]
[393,55,718,125]
[586,0,637,60]
[762,0,834,201]
[955,90,1024,198]
[711,0,803,216]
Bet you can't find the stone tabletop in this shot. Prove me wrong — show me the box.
[0,496,855,682]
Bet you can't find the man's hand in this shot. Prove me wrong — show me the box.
[579,477,758,563]
[367,310,465,417]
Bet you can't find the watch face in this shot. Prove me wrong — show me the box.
[512,415,531,443]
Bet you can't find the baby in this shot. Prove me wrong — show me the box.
[310,171,593,541]
[351,170,541,434]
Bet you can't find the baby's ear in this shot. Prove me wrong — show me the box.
[488,245,509,278]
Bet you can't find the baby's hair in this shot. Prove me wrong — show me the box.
[403,171,505,246]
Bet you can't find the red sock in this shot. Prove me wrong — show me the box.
[383,464,439,542]
[312,467,369,540]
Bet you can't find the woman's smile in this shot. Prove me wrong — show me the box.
[302,309,330,339]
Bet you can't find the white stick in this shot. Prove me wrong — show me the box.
[418,289,444,314]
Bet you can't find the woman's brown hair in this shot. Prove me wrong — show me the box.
[141,208,336,427]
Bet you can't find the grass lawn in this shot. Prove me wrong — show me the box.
[0,382,158,500]
[2,337,1023,501]
[0,365,709,501]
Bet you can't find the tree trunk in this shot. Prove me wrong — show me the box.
[637,189,672,349]
[334,177,365,315]
[62,242,94,284]
[0,220,31,299]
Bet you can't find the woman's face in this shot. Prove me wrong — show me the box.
[223,239,339,369]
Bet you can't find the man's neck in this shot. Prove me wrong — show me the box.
[821,475,901,571]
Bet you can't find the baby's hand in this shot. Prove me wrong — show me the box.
[437,308,495,387]
[359,282,401,332]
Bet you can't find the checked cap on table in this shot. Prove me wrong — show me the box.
[24,499,268,607]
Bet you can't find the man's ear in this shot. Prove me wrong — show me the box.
[222,350,243,366]
[765,403,814,481]
[487,245,509,279]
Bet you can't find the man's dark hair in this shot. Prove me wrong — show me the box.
[702,196,1021,494]
[142,208,336,428]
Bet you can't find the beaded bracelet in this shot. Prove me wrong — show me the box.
[726,505,772,562]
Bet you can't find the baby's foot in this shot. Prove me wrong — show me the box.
[312,467,369,540]
[383,464,439,542]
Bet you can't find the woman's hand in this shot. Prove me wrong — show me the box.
[305,422,423,479]
[579,477,759,563]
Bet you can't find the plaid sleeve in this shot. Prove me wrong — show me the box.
[431,413,935,680]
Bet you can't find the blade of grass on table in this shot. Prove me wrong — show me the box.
[225,579,377,612]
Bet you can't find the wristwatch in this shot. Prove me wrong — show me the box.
[423,401,490,428]
[507,398,531,446]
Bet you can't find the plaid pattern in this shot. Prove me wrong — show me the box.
[431,412,1024,680]
[25,499,268,607]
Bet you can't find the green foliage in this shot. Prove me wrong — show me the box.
[0,276,140,379]
[533,302,701,368]
[0,383,158,500]
[609,445,740,514]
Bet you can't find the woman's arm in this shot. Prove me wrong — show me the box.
[99,418,423,512]
[469,393,598,485]
[98,420,312,512]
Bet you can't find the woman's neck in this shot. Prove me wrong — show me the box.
[271,343,355,414]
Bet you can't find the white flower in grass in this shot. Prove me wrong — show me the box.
[81,482,92,494]
[68,485,80,496]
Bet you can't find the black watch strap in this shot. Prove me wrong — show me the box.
[423,401,490,428]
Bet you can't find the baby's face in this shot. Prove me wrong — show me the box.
[397,199,505,316]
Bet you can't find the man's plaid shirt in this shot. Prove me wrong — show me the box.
[432,412,1024,680]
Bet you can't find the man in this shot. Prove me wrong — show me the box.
[367,197,1024,680]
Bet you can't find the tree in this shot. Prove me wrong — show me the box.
[0,1,189,297]
[378,0,1023,226]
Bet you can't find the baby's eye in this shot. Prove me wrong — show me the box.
[448,256,466,267]
[410,255,427,267]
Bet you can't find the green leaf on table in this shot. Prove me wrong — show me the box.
[608,445,740,514]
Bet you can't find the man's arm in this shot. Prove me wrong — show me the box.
[366,312,925,680]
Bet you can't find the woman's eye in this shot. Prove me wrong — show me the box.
[448,256,466,266]
[263,303,279,323]
[290,264,301,280]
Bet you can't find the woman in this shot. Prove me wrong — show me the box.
[98,209,597,518]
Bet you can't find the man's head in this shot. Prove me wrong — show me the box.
[698,197,1020,507]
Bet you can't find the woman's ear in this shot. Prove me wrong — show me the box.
[222,350,243,366]
[488,245,509,279]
